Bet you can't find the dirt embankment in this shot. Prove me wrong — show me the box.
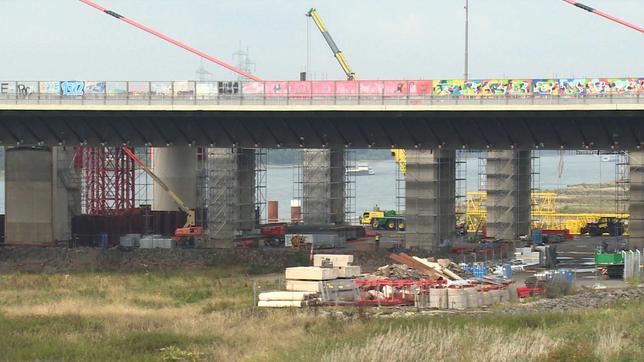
[0,247,396,274]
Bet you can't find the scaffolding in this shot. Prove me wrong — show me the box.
[615,151,630,216]
[134,147,153,207]
[344,150,356,224]
[198,148,264,241]
[531,150,541,226]
[477,151,487,192]
[295,149,351,224]
[81,147,135,215]
[455,150,467,226]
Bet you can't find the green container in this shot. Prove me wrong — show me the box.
[594,253,624,265]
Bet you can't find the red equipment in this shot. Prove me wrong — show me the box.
[562,0,644,33]
[78,0,263,81]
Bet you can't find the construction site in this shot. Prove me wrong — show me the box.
[0,0,643,361]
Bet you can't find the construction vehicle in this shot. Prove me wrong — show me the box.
[361,210,405,231]
[594,248,625,279]
[306,8,406,176]
[580,217,625,237]
[306,8,357,81]
[121,147,203,247]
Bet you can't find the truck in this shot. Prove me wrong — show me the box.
[360,210,405,231]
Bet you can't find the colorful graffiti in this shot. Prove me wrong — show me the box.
[0,79,642,99]
[84,81,106,94]
[509,80,531,95]
[433,80,465,96]
[463,79,509,96]
[61,81,85,96]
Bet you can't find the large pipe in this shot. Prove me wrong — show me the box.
[562,0,644,33]
[78,0,263,81]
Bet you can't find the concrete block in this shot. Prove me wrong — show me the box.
[286,278,355,292]
[313,254,354,267]
[258,291,316,301]
[335,265,361,278]
[285,267,338,280]
[258,300,304,308]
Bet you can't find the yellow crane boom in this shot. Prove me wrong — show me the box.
[306,8,357,81]
[121,147,196,228]
[306,8,405,174]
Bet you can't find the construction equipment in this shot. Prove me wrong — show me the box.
[562,0,644,34]
[306,8,406,175]
[120,147,203,246]
[362,210,405,231]
[306,8,357,81]
[580,217,625,237]
[594,249,625,279]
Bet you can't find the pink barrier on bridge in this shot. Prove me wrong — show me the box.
[1,79,642,99]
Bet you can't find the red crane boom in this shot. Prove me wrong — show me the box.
[79,0,263,81]
[562,0,644,33]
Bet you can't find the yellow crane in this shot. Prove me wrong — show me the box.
[306,8,357,81]
[306,8,406,175]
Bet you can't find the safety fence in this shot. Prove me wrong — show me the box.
[623,249,642,282]
[0,78,642,105]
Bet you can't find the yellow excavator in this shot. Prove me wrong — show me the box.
[120,147,203,246]
[306,8,406,176]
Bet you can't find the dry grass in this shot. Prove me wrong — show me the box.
[322,325,557,362]
[0,272,642,361]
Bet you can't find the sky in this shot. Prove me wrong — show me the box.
[0,0,642,81]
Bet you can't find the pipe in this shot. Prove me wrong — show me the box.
[78,0,264,81]
[561,0,644,33]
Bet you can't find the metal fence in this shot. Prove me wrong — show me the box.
[0,80,642,106]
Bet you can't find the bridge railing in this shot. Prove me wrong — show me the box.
[0,79,642,106]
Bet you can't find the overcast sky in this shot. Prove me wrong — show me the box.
[1,0,642,81]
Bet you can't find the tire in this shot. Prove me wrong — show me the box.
[398,222,405,231]
[606,265,624,279]
[371,219,380,229]
[387,220,396,230]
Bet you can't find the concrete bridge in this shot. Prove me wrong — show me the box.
[1,80,643,250]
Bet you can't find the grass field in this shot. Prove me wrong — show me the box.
[0,270,642,361]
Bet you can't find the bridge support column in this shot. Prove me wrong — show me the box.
[302,149,345,225]
[152,147,197,211]
[485,150,531,240]
[629,151,644,250]
[405,149,456,250]
[206,148,256,247]
[4,146,79,244]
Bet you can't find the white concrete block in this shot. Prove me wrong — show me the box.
[258,300,304,308]
[258,291,316,301]
[286,279,355,292]
[335,265,361,278]
[313,254,354,267]
[285,267,338,280]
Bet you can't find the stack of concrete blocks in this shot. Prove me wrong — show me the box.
[139,235,175,249]
[257,292,318,308]
[514,247,541,265]
[284,254,360,303]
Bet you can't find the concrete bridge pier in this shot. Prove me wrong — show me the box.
[205,148,256,247]
[301,149,345,225]
[485,150,531,240]
[4,146,80,244]
[629,151,644,250]
[152,146,198,212]
[405,149,456,250]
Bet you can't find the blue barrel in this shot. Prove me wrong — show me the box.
[532,229,542,242]
[502,264,513,278]
[96,233,108,248]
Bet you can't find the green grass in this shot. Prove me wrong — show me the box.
[0,270,641,361]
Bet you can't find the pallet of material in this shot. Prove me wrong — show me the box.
[313,254,353,267]
[285,267,338,280]
[258,291,317,301]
